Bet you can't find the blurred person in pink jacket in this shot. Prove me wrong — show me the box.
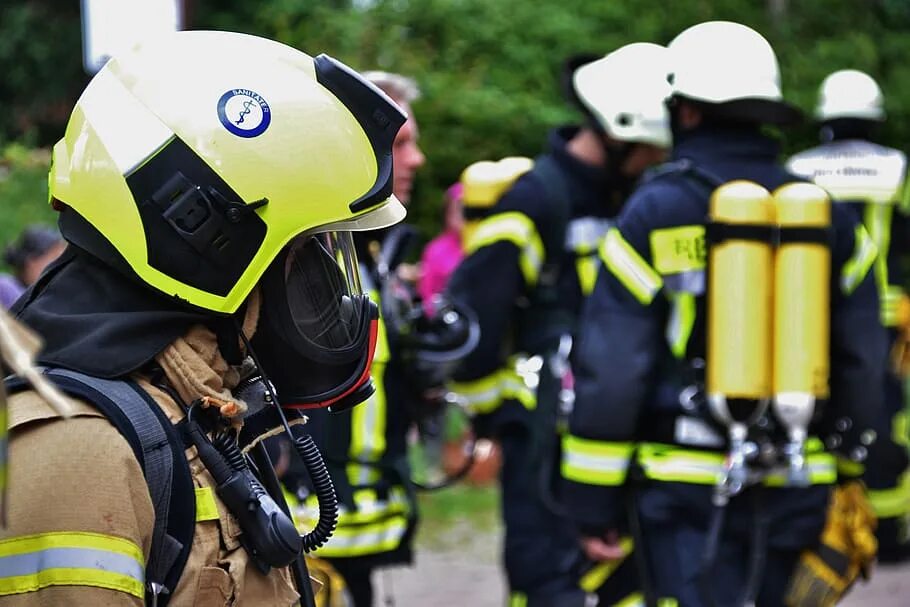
[418,182,465,313]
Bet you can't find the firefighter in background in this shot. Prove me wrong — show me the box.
[787,69,910,563]
[563,22,885,606]
[288,71,425,607]
[447,43,670,606]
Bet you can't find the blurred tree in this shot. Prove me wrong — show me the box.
[3,0,910,239]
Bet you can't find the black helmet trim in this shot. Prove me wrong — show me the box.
[123,136,267,299]
[314,54,407,213]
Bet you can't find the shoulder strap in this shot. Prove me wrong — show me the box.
[5,369,195,606]
[643,158,726,195]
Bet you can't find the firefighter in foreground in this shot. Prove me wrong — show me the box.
[448,42,671,605]
[563,21,885,606]
[0,31,407,606]
[788,69,910,563]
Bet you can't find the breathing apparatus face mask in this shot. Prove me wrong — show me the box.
[251,231,379,412]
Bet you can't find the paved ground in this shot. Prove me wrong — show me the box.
[385,551,910,606]
[377,485,910,606]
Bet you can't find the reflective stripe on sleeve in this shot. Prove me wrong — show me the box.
[561,435,634,486]
[866,471,910,519]
[449,366,535,415]
[600,229,663,305]
[464,212,545,286]
[575,254,599,296]
[666,292,696,359]
[841,225,878,295]
[0,531,145,599]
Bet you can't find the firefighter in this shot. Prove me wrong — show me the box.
[788,68,910,562]
[447,42,671,606]
[563,22,885,606]
[0,31,407,606]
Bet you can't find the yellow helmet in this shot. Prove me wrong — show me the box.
[51,30,406,314]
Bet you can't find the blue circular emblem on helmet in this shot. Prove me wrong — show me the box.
[217,89,271,138]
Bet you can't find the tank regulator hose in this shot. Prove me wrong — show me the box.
[294,433,339,552]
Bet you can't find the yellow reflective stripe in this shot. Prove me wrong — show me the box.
[194,487,219,522]
[578,536,633,592]
[864,203,893,301]
[637,443,836,486]
[0,531,145,599]
[764,454,837,486]
[637,444,725,484]
[348,361,386,487]
[311,516,408,557]
[899,177,910,214]
[615,592,646,607]
[0,400,6,518]
[867,471,910,519]
[509,592,528,607]
[666,292,696,359]
[649,225,706,275]
[561,435,634,486]
[464,212,545,286]
[601,229,663,305]
[841,225,878,295]
[882,285,905,327]
[449,367,535,415]
[369,288,390,364]
[893,410,909,447]
[575,254,599,296]
[836,455,865,478]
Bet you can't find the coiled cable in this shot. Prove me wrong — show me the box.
[294,433,338,552]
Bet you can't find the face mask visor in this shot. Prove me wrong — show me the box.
[254,231,378,409]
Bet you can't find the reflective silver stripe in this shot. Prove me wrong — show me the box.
[0,547,144,581]
[662,270,705,295]
[566,217,612,253]
[314,518,408,556]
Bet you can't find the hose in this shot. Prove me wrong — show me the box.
[740,489,768,607]
[698,498,727,607]
[294,433,339,552]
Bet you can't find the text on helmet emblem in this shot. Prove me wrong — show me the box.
[217,89,271,138]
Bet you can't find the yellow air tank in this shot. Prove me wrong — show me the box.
[771,183,831,441]
[461,157,533,246]
[706,181,775,423]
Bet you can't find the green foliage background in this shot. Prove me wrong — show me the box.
[4,0,910,245]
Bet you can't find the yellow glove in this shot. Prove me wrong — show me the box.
[307,556,351,607]
[785,482,878,607]
[889,294,910,377]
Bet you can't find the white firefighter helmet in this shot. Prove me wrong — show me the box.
[573,42,671,148]
[815,69,885,122]
[667,20,801,124]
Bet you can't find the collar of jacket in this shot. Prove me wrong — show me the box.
[12,247,231,379]
[547,125,616,217]
[672,125,781,167]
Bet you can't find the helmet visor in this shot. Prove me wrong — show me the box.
[281,231,367,356]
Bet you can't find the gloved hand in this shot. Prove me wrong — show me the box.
[785,481,878,607]
[889,294,910,377]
